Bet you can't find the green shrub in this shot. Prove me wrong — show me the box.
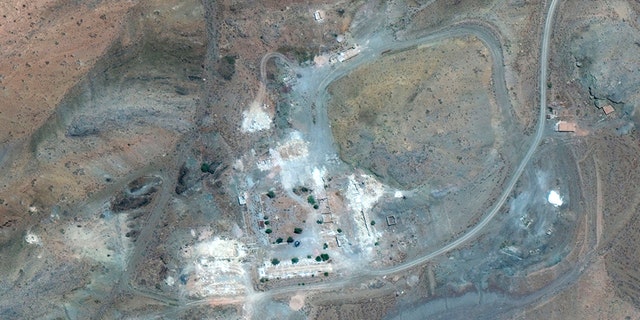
[200,162,216,174]
[223,55,236,65]
[294,227,303,234]
[291,257,299,264]
[307,195,316,205]
[266,190,276,198]
[271,258,280,265]
[275,238,283,244]
[265,229,272,234]
[218,55,236,81]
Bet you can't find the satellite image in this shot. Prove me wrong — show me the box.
[1,0,640,319]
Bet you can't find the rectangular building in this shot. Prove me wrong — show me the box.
[556,121,577,132]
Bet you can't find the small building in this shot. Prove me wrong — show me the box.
[603,104,615,115]
[556,121,576,132]
[314,10,323,21]
[237,193,247,205]
[386,215,397,226]
[337,46,361,62]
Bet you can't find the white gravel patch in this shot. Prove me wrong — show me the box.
[241,103,271,133]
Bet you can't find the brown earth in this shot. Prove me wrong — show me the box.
[328,36,499,189]
[512,259,640,320]
[0,0,137,144]
[2,0,640,318]
[546,0,640,312]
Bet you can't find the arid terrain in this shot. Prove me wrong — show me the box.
[1,0,640,319]
[328,35,501,189]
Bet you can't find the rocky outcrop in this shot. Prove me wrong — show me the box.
[572,21,640,113]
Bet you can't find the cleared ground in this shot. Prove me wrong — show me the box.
[327,36,501,189]
[4,0,640,318]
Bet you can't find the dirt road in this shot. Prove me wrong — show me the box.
[250,0,562,300]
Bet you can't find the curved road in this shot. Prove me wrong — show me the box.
[375,0,559,275]
[264,0,561,293]
[178,0,561,313]
[248,52,293,110]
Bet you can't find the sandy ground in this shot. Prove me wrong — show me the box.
[0,0,137,143]
[2,0,640,318]
[514,258,640,319]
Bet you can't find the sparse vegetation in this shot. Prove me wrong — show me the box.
[316,220,323,224]
[277,46,314,64]
[223,55,236,65]
[200,162,217,174]
[293,186,313,196]
[218,55,236,81]
[323,243,328,250]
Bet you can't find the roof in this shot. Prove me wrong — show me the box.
[556,121,576,132]
[603,104,615,115]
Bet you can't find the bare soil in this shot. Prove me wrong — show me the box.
[3,0,640,318]
[328,36,498,189]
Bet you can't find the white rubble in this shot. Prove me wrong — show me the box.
[547,190,563,207]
